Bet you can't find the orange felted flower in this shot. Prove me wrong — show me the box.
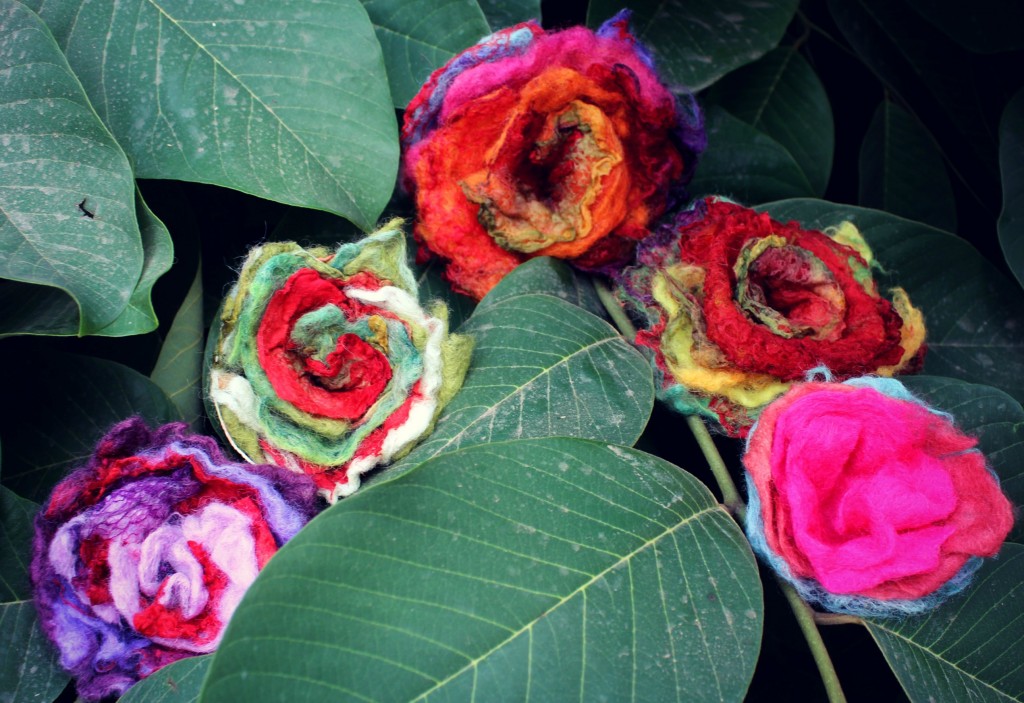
[401,11,705,300]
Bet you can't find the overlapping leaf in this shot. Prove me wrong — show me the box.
[998,89,1024,288]
[120,655,212,703]
[30,0,398,230]
[0,1,143,336]
[0,602,70,703]
[151,265,204,429]
[759,200,1024,402]
[360,0,490,108]
[0,486,36,603]
[477,257,605,319]
[689,107,815,204]
[477,0,539,31]
[859,100,956,232]
[376,293,654,483]
[706,47,835,196]
[587,0,799,91]
[201,439,763,703]
[0,352,180,503]
[866,543,1024,703]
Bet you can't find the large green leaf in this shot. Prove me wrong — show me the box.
[689,106,815,204]
[0,486,37,603]
[30,0,398,230]
[587,0,799,91]
[759,200,1024,403]
[94,190,175,337]
[151,265,204,430]
[476,257,605,320]
[706,47,834,196]
[900,376,1024,544]
[0,601,70,703]
[866,543,1024,703]
[121,655,212,703]
[0,352,180,503]
[374,293,654,484]
[859,99,957,232]
[905,0,1024,54]
[477,0,538,31]
[361,0,489,108]
[0,0,143,336]
[998,89,1024,289]
[201,439,764,703]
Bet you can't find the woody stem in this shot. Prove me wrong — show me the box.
[594,276,848,703]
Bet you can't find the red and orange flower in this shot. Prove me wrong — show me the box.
[401,11,705,300]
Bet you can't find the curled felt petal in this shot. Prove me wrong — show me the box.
[743,378,1014,616]
[615,197,926,436]
[210,220,473,502]
[31,418,318,701]
[401,11,705,300]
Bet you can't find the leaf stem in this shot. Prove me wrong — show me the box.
[594,277,638,338]
[814,613,863,627]
[684,415,745,521]
[780,580,849,703]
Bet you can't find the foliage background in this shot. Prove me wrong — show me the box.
[1,0,1023,701]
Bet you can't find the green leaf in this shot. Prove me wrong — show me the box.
[374,293,654,484]
[0,352,180,503]
[859,99,957,232]
[201,439,764,703]
[120,655,212,703]
[0,486,37,603]
[689,106,815,204]
[905,0,1024,54]
[477,257,605,319]
[30,0,398,231]
[758,200,1024,403]
[900,376,1024,544]
[360,0,489,108]
[998,89,1024,289]
[0,0,143,336]
[705,47,835,196]
[0,601,70,703]
[151,264,204,430]
[93,190,175,337]
[866,543,1024,703]
[477,0,539,31]
[587,0,799,91]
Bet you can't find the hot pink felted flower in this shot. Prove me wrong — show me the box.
[743,377,1014,616]
[31,418,319,700]
[401,10,705,300]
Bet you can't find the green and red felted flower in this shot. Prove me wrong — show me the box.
[210,221,473,502]
[616,198,926,436]
[401,10,705,300]
[743,377,1014,616]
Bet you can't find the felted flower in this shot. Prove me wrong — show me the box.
[616,197,926,436]
[743,377,1014,616]
[31,418,318,701]
[209,221,473,502]
[401,10,706,300]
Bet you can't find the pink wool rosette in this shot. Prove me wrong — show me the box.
[31,418,319,700]
[743,377,1014,616]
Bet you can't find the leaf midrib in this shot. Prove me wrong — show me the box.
[408,504,723,702]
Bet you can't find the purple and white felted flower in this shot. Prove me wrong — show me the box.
[31,418,319,701]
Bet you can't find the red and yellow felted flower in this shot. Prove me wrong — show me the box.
[743,377,1014,616]
[401,10,705,300]
[209,221,473,503]
[616,198,926,436]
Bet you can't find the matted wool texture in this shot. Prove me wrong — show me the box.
[615,197,926,436]
[401,10,706,300]
[742,377,1014,617]
[31,418,319,701]
[209,221,473,502]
